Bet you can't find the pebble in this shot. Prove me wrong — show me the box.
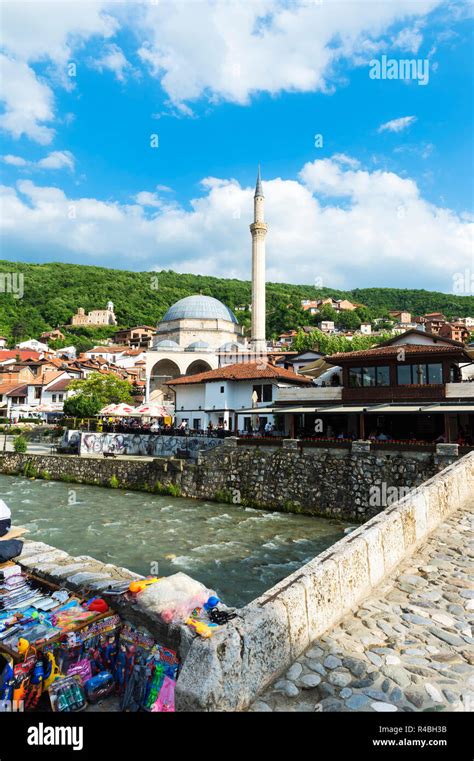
[386,655,401,665]
[300,674,321,689]
[275,680,299,698]
[371,701,398,712]
[382,667,411,689]
[405,690,425,708]
[343,658,366,678]
[402,613,432,626]
[324,655,342,670]
[431,612,455,627]
[363,689,387,702]
[340,688,352,699]
[306,661,327,676]
[346,694,370,710]
[252,701,272,712]
[306,647,324,659]
[390,687,403,703]
[425,683,444,703]
[328,671,352,688]
[286,663,303,681]
[430,628,465,647]
[367,652,383,667]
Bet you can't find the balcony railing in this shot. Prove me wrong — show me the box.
[342,385,446,402]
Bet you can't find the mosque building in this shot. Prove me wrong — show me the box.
[145,168,268,404]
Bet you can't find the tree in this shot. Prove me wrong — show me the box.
[335,311,362,331]
[63,372,133,417]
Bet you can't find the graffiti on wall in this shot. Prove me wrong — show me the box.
[79,432,223,459]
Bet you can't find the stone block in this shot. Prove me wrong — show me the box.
[361,526,385,587]
[379,512,405,574]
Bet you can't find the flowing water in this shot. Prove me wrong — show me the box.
[0,475,350,607]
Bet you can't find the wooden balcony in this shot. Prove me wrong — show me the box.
[342,385,446,403]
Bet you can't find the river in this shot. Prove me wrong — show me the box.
[0,475,350,607]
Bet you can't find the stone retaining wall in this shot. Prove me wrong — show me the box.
[174,451,474,711]
[0,441,462,520]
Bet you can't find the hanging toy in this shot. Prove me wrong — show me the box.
[25,660,44,711]
[43,652,61,691]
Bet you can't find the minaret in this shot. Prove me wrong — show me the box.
[250,165,267,353]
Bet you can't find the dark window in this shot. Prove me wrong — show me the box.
[262,384,272,402]
[193,418,201,430]
[397,365,412,385]
[427,363,443,384]
[349,366,390,387]
[52,394,56,403]
[349,368,362,387]
[376,366,390,386]
[220,386,224,393]
[252,384,262,402]
[397,363,443,386]
[244,417,251,432]
[362,367,376,387]
[35,387,41,399]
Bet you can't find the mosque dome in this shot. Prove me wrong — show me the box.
[161,295,238,324]
[219,341,243,352]
[154,339,180,350]
[185,340,210,351]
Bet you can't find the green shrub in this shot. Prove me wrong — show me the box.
[40,470,51,480]
[166,483,181,497]
[109,475,119,489]
[13,435,28,453]
[22,461,38,478]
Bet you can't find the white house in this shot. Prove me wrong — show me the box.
[167,361,312,433]
[16,339,50,354]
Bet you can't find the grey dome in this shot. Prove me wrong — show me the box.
[161,295,238,324]
[185,340,210,351]
[155,339,180,350]
[219,341,242,351]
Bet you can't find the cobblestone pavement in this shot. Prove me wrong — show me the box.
[250,503,473,713]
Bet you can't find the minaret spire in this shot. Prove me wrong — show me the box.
[250,165,267,354]
[255,163,263,197]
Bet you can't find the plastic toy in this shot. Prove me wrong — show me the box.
[43,651,61,691]
[84,671,114,703]
[128,578,161,594]
[185,618,217,638]
[203,596,220,610]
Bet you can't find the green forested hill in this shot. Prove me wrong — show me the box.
[0,260,473,348]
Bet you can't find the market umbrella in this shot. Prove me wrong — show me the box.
[99,404,118,415]
[107,403,135,416]
[132,403,167,417]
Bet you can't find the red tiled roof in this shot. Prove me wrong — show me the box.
[326,344,469,363]
[167,362,312,386]
[46,378,71,392]
[0,350,41,362]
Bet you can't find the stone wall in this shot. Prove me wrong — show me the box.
[180,439,462,520]
[175,451,474,711]
[0,441,463,520]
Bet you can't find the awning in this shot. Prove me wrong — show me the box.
[298,358,334,378]
[365,404,428,413]
[238,407,275,414]
[419,404,474,413]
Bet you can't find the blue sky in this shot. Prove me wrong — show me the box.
[0,0,473,293]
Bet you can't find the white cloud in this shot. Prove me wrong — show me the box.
[378,115,417,133]
[1,150,75,171]
[136,0,441,108]
[1,157,472,293]
[37,151,75,171]
[0,0,117,142]
[1,154,28,166]
[90,43,131,82]
[0,54,56,144]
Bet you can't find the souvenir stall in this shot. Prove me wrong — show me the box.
[1,519,237,713]
[0,565,180,713]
